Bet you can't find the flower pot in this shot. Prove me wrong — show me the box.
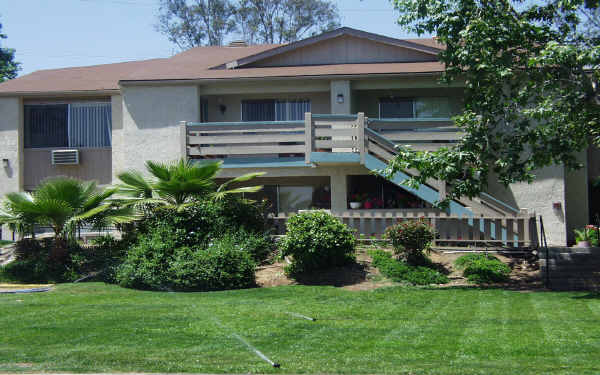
[577,240,591,248]
[349,202,362,209]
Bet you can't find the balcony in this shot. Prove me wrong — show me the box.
[185,113,462,168]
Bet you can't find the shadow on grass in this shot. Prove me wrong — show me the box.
[571,292,600,299]
[292,262,369,287]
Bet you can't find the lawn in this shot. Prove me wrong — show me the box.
[0,240,13,247]
[0,283,599,374]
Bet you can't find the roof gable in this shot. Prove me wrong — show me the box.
[221,27,441,69]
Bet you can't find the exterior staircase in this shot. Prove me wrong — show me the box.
[363,126,521,218]
[540,247,600,290]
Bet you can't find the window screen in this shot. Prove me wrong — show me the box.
[24,104,69,148]
[415,97,451,118]
[242,100,276,121]
[275,100,311,121]
[379,98,414,118]
[242,99,310,121]
[69,103,112,148]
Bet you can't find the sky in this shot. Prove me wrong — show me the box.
[0,0,420,77]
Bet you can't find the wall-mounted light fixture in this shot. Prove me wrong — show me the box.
[336,93,344,104]
[219,104,227,115]
[2,159,8,168]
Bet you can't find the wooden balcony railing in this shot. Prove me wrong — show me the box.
[184,113,463,162]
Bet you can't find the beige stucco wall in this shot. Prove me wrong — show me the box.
[331,80,352,115]
[111,94,124,182]
[117,85,199,178]
[487,165,568,245]
[564,153,589,245]
[23,148,112,190]
[204,91,330,122]
[0,97,21,240]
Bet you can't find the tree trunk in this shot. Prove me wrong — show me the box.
[49,234,68,264]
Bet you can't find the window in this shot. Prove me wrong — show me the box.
[24,102,112,148]
[243,184,331,213]
[279,186,314,212]
[379,97,451,119]
[379,98,413,118]
[241,99,311,121]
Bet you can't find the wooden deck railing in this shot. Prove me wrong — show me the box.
[184,113,463,161]
[270,211,538,249]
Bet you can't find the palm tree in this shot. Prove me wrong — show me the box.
[116,159,264,210]
[0,177,135,261]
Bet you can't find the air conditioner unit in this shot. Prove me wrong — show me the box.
[51,149,79,165]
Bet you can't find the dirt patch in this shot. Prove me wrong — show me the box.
[429,249,543,290]
[256,247,542,291]
[255,249,394,291]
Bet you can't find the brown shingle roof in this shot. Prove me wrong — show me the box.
[0,35,443,95]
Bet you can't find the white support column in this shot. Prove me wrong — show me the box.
[357,112,365,164]
[330,172,348,214]
[179,121,188,161]
[304,112,313,164]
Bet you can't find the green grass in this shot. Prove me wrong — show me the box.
[1,283,599,374]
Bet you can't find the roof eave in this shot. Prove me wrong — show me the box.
[118,71,446,87]
[0,89,121,97]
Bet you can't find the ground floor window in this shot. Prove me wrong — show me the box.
[244,183,330,214]
[347,175,430,209]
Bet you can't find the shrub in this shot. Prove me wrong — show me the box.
[384,220,435,265]
[370,249,448,285]
[228,230,275,264]
[129,197,270,247]
[116,228,256,291]
[68,235,129,283]
[170,236,256,291]
[280,211,356,276]
[14,238,50,261]
[454,253,511,284]
[0,259,51,283]
[0,236,129,284]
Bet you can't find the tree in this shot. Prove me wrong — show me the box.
[157,0,237,49]
[156,0,340,48]
[116,159,264,210]
[0,21,20,82]
[235,0,340,44]
[385,0,600,205]
[0,178,134,261]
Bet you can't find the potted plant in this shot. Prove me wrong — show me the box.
[574,227,591,247]
[586,225,600,246]
[349,193,367,209]
[364,197,384,209]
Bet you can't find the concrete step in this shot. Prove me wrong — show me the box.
[542,264,600,273]
[548,280,600,291]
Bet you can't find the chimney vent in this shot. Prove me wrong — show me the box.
[228,40,248,47]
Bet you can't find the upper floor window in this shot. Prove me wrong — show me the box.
[379,97,451,119]
[241,99,311,122]
[24,102,112,149]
